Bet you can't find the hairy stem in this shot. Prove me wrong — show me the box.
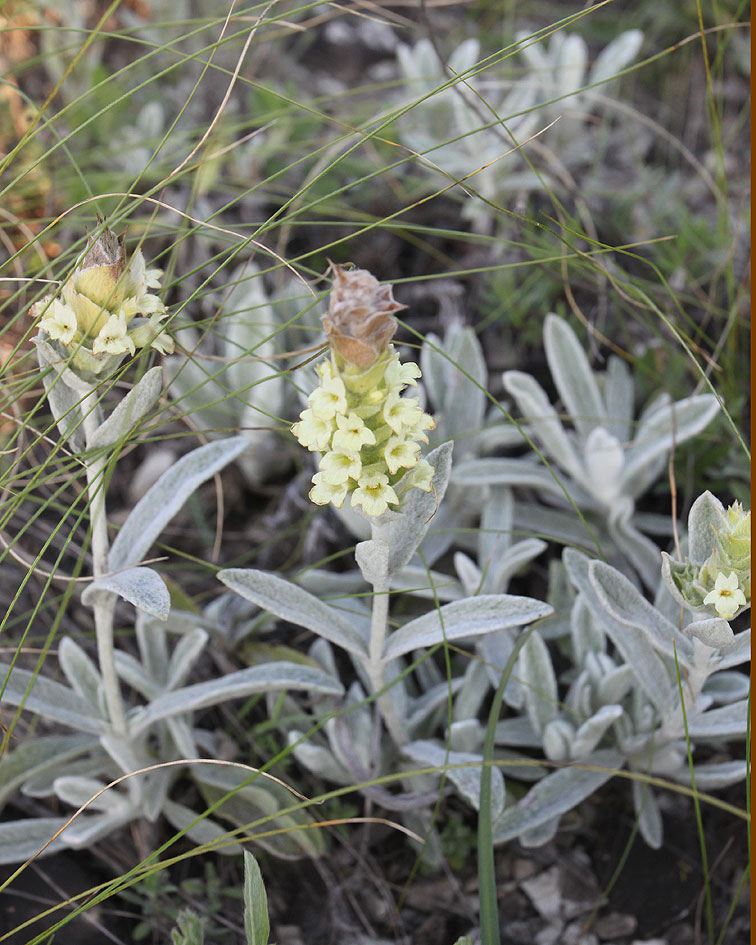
[82,389,127,735]
[366,520,407,747]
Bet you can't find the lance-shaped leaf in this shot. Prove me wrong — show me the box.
[0,734,96,809]
[0,817,69,865]
[82,567,171,620]
[58,636,102,712]
[402,739,506,819]
[87,366,163,450]
[287,731,353,786]
[621,395,720,495]
[452,458,587,503]
[0,663,103,732]
[571,705,624,759]
[687,491,724,566]
[109,436,249,571]
[492,749,622,843]
[518,631,558,735]
[488,539,548,596]
[670,760,747,790]
[589,29,643,85]
[589,560,694,667]
[685,700,748,740]
[632,780,663,849]
[703,671,750,704]
[602,354,634,443]
[40,367,86,451]
[243,849,271,945]
[130,662,344,733]
[442,328,488,444]
[716,629,750,669]
[543,314,606,439]
[607,501,663,589]
[163,799,243,856]
[166,628,209,690]
[218,568,368,658]
[502,370,582,479]
[564,551,674,713]
[383,594,552,661]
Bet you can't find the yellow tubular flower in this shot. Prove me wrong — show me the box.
[384,435,420,474]
[351,471,399,517]
[309,472,348,508]
[291,408,334,452]
[308,375,347,420]
[319,449,362,485]
[382,389,425,434]
[703,571,747,620]
[92,312,135,356]
[332,412,376,452]
[37,298,77,345]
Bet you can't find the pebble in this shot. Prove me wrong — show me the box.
[594,912,638,939]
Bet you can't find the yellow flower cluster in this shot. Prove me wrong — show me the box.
[292,348,435,517]
[662,496,750,623]
[31,226,173,369]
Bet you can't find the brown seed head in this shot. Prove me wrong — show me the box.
[322,264,406,368]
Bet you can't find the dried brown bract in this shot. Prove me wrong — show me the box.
[322,264,406,368]
[81,223,126,282]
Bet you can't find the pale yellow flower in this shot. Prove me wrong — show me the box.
[332,412,376,452]
[309,472,348,508]
[316,359,336,382]
[703,571,746,620]
[406,459,434,492]
[384,435,420,474]
[383,390,425,434]
[128,315,175,356]
[319,448,361,485]
[291,408,333,451]
[308,375,347,420]
[92,312,135,356]
[384,357,421,391]
[351,471,399,517]
[37,298,77,345]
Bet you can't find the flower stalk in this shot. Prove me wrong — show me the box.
[81,389,127,734]
[365,520,408,747]
[30,223,171,735]
[292,264,437,747]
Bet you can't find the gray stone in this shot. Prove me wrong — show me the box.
[594,912,638,940]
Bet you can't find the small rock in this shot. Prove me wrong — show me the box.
[562,920,599,945]
[535,920,565,945]
[521,866,562,920]
[594,912,638,940]
[630,939,668,945]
